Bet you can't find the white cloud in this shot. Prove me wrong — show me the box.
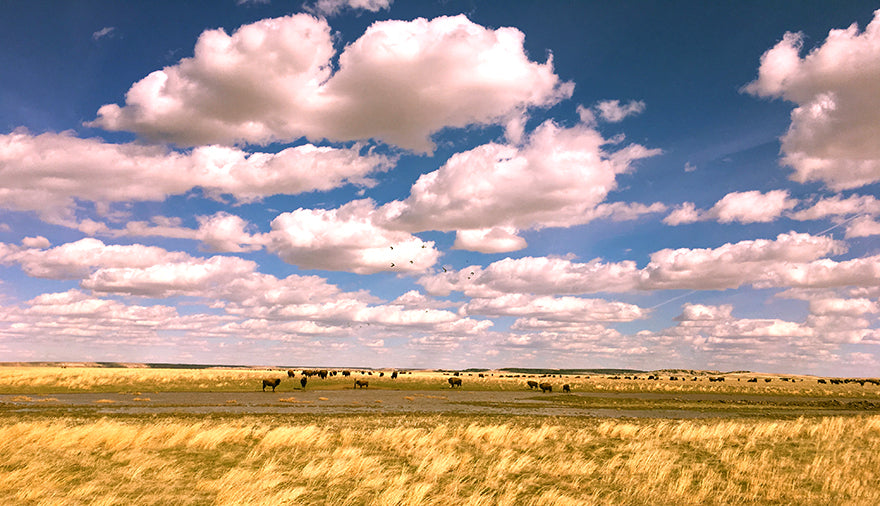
[20,236,50,249]
[790,194,880,220]
[421,231,849,296]
[845,215,880,238]
[0,130,389,224]
[463,294,649,322]
[453,227,528,254]
[665,297,878,348]
[0,238,190,279]
[309,0,392,17]
[663,190,797,225]
[92,27,116,41]
[384,119,660,248]
[594,99,646,122]
[419,256,641,298]
[267,199,440,274]
[663,202,701,226]
[756,253,880,290]
[88,14,573,152]
[744,10,880,189]
[641,232,845,290]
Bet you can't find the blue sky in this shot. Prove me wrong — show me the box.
[1,1,879,375]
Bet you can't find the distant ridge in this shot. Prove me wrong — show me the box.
[499,367,646,375]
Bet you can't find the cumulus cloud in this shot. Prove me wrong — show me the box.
[383,119,660,250]
[594,99,646,122]
[419,256,641,298]
[663,190,797,225]
[641,232,845,290]
[790,193,880,220]
[420,231,851,296]
[845,215,880,238]
[267,199,440,274]
[452,227,528,254]
[743,10,880,189]
[309,0,392,17]
[663,298,877,349]
[0,238,190,279]
[0,130,389,224]
[463,294,649,323]
[87,14,573,152]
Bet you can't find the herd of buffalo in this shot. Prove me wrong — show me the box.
[260,370,880,392]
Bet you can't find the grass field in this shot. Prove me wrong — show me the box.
[1,365,879,505]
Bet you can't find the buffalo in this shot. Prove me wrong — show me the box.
[448,377,462,388]
[539,382,552,393]
[262,378,281,392]
[391,371,398,379]
[527,380,539,390]
[287,369,296,378]
[300,377,307,389]
[562,384,571,393]
[354,379,369,388]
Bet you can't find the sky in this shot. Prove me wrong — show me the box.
[1,1,879,375]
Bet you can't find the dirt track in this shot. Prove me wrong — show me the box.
[4,389,880,418]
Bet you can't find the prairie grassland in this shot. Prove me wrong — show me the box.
[0,414,878,505]
[2,366,878,398]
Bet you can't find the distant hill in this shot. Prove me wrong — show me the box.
[499,367,646,375]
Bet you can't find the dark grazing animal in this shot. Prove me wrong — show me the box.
[539,382,552,393]
[562,384,571,393]
[300,377,307,389]
[391,371,398,379]
[262,378,281,392]
[287,369,296,378]
[448,377,462,388]
[527,380,539,389]
[354,379,369,388]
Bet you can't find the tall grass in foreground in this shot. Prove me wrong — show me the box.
[0,415,878,505]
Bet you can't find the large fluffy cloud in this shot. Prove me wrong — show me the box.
[640,232,845,290]
[0,130,389,223]
[664,190,797,225]
[88,14,573,152]
[420,232,851,296]
[382,119,661,251]
[0,238,190,279]
[744,9,880,189]
[267,199,440,274]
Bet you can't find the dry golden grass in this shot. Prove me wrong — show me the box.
[1,365,877,399]
[0,414,878,505]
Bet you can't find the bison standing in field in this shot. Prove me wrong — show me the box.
[448,377,462,388]
[287,369,296,378]
[300,376,307,389]
[539,382,552,393]
[354,379,369,388]
[262,378,281,392]
[527,380,539,390]
[391,371,398,379]
[562,384,571,393]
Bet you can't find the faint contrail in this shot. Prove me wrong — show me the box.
[649,290,698,310]
[816,214,865,236]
